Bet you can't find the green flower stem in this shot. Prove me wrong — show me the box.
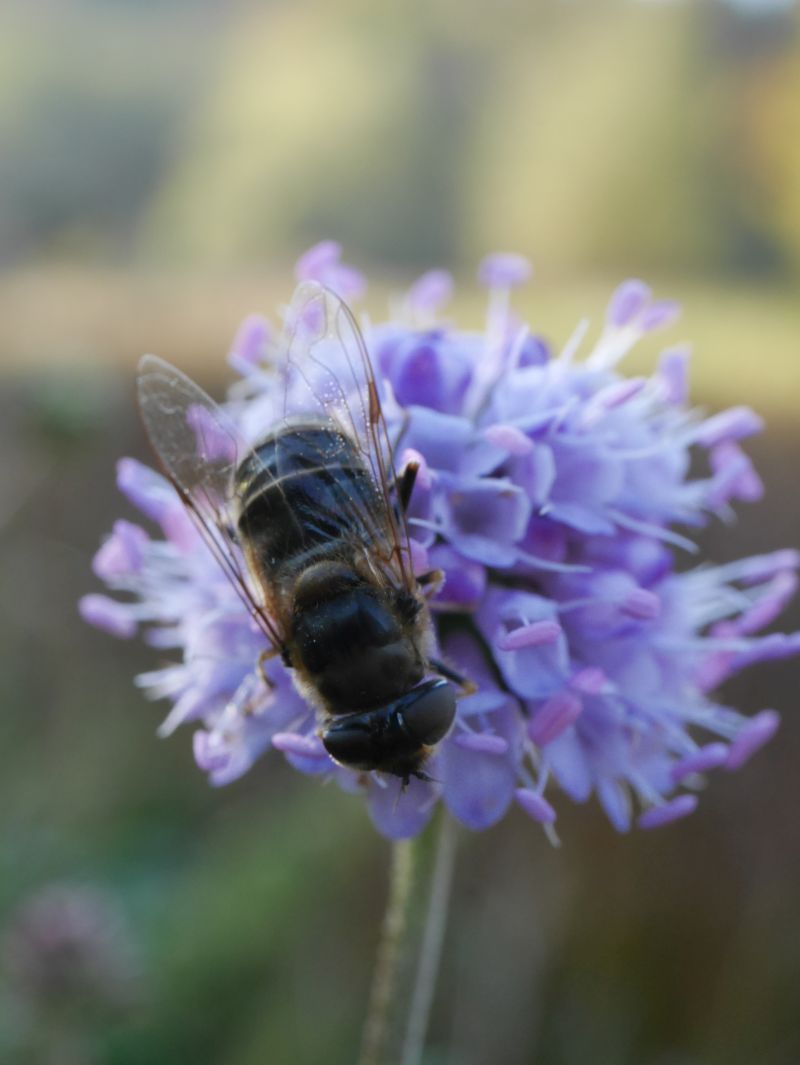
[358,811,458,1065]
[400,811,458,1065]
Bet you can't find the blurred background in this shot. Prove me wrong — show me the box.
[1,0,799,1062]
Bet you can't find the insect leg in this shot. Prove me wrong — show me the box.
[395,459,419,515]
[257,647,280,691]
[416,568,445,599]
[428,656,477,696]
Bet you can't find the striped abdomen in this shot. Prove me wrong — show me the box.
[234,422,382,586]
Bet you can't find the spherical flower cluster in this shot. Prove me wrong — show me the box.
[81,242,800,840]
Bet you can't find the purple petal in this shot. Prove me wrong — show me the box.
[640,299,681,333]
[638,794,698,829]
[116,458,178,524]
[406,270,453,314]
[596,777,632,832]
[294,241,365,300]
[606,279,651,328]
[671,743,729,781]
[436,476,531,567]
[529,690,583,747]
[695,407,764,448]
[193,730,232,773]
[517,335,551,367]
[92,521,149,581]
[495,620,562,652]
[440,709,521,830]
[367,776,436,839]
[621,587,661,621]
[709,442,763,505]
[734,572,798,635]
[228,314,271,372]
[295,241,341,279]
[478,253,532,289]
[454,732,509,755]
[401,408,474,472]
[478,588,569,699]
[545,730,593,802]
[569,668,608,695]
[272,732,328,760]
[483,423,534,456]
[515,788,557,824]
[273,731,332,776]
[725,709,780,771]
[79,595,137,638]
[658,345,690,405]
[186,404,238,464]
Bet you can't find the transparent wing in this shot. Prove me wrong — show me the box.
[136,354,282,648]
[280,282,414,593]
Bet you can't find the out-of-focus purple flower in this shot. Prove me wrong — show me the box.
[3,884,141,1014]
[295,240,366,301]
[82,249,800,840]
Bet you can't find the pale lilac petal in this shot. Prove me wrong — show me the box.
[515,788,557,824]
[638,794,698,829]
[436,476,531,567]
[295,241,366,299]
[529,690,583,747]
[228,314,271,371]
[186,404,238,464]
[569,668,608,695]
[725,710,780,770]
[295,240,341,279]
[658,345,691,405]
[606,279,651,328]
[545,730,593,802]
[79,595,137,638]
[407,270,453,314]
[92,521,149,581]
[478,253,532,289]
[695,407,764,448]
[483,423,535,456]
[367,777,437,839]
[671,743,729,781]
[495,620,562,652]
[596,777,632,832]
[640,299,681,332]
[454,732,509,755]
[116,458,178,524]
[441,704,521,829]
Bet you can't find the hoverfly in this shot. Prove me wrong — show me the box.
[137,282,464,783]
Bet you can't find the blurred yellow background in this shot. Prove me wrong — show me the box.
[1,2,799,1064]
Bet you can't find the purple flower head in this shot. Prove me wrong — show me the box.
[82,245,800,840]
[3,883,141,1014]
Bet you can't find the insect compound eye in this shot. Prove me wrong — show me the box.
[321,717,376,771]
[321,679,456,773]
[395,678,456,748]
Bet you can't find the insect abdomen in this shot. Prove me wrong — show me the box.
[235,423,380,581]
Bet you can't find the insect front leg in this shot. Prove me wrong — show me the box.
[395,459,419,515]
[416,568,445,599]
[428,656,478,696]
[257,646,280,692]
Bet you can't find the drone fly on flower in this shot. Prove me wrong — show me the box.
[136,282,465,783]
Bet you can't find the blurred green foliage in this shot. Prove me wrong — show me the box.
[2,0,800,276]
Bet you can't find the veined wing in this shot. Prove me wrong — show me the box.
[136,354,282,649]
[280,282,415,594]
